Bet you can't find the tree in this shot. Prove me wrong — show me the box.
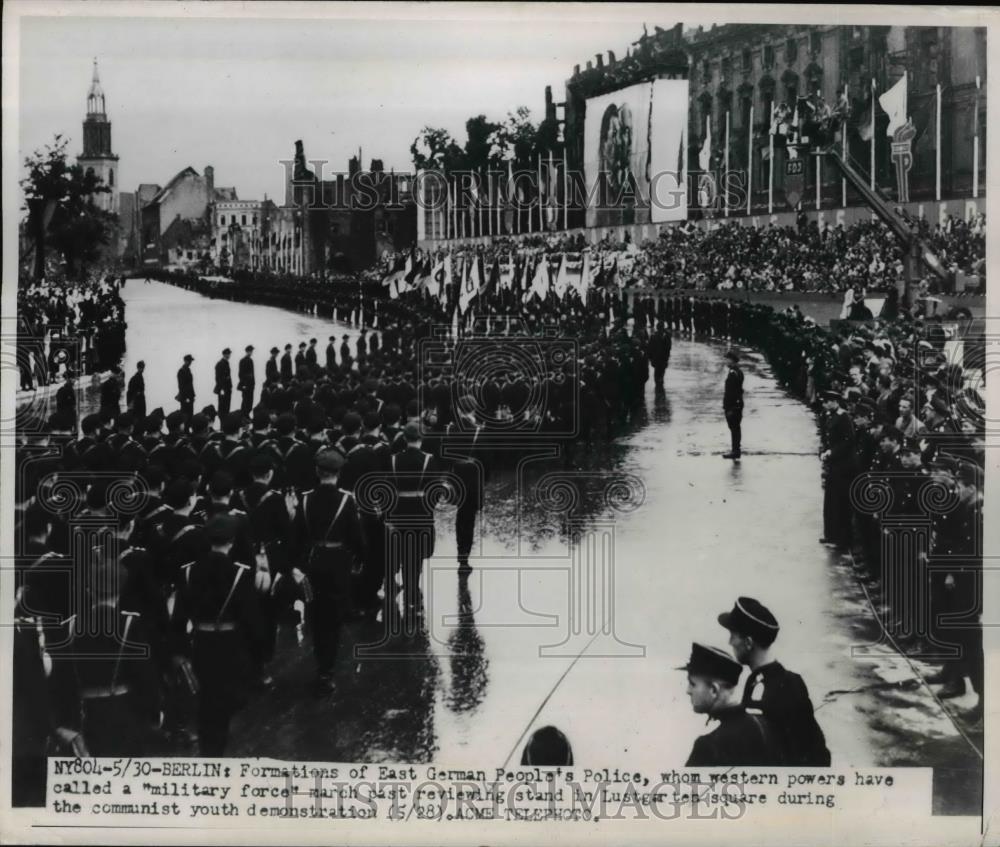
[410,127,465,173]
[485,107,539,168]
[21,134,116,280]
[464,115,501,173]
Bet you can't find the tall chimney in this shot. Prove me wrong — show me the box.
[204,165,215,198]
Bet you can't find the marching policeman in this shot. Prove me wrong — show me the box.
[678,642,784,766]
[280,343,294,382]
[718,597,831,766]
[442,398,487,574]
[179,513,261,755]
[176,354,196,417]
[723,349,743,459]
[294,449,365,695]
[237,345,255,415]
[384,423,449,624]
[127,361,147,420]
[214,348,233,417]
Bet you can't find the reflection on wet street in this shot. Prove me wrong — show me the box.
[119,281,979,810]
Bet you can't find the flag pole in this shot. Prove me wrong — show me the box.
[768,102,774,215]
[536,153,543,232]
[870,78,876,190]
[478,170,483,238]
[973,75,980,199]
[548,149,555,231]
[724,110,730,217]
[563,146,569,230]
[487,171,493,236]
[746,104,754,215]
[842,84,848,207]
[935,83,942,202]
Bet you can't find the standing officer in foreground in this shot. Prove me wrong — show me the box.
[214,348,233,417]
[718,597,831,766]
[176,355,196,417]
[127,361,147,420]
[646,321,672,389]
[238,345,255,415]
[294,449,365,695]
[180,513,260,756]
[678,643,784,766]
[723,349,744,459]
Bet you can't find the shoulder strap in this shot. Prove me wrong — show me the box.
[217,564,250,623]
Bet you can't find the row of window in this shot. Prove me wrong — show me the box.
[702,32,823,84]
[218,213,258,226]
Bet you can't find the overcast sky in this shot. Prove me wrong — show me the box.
[18,10,663,202]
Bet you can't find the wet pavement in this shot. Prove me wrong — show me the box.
[41,280,985,813]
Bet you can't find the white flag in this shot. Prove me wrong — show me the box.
[698,116,712,171]
[553,254,569,300]
[879,75,908,137]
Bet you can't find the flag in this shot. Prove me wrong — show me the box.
[593,256,606,289]
[879,74,908,137]
[427,259,444,300]
[382,253,406,288]
[524,256,549,303]
[553,254,569,299]
[576,251,591,298]
[485,259,500,298]
[698,116,712,171]
[459,256,481,313]
[443,254,453,304]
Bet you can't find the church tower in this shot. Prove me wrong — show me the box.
[77,58,119,214]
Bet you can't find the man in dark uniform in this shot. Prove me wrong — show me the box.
[176,355,196,417]
[678,642,784,767]
[55,369,77,422]
[718,597,831,766]
[340,334,352,368]
[384,422,449,626]
[646,322,672,389]
[294,449,365,694]
[295,342,308,377]
[265,347,280,384]
[99,368,124,420]
[306,338,319,369]
[280,344,294,383]
[819,390,857,549]
[357,328,368,360]
[723,349,744,459]
[443,397,486,573]
[237,345,255,415]
[179,513,260,755]
[127,361,147,420]
[214,348,233,417]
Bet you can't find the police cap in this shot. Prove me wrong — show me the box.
[270,346,280,355]
[316,448,346,472]
[676,643,742,686]
[403,422,422,443]
[718,597,780,646]
[205,513,239,544]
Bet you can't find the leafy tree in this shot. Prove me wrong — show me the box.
[464,115,501,173]
[410,126,465,173]
[21,134,117,279]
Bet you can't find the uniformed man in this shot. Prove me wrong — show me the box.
[294,449,365,694]
[127,361,147,420]
[237,345,255,415]
[340,334,352,368]
[443,397,486,574]
[718,597,831,766]
[294,342,308,377]
[55,369,77,421]
[678,642,784,767]
[646,321,672,389]
[179,513,260,755]
[265,347,280,384]
[326,335,338,371]
[723,349,744,459]
[819,390,857,549]
[280,343,294,383]
[214,348,233,417]
[176,355,196,417]
[306,338,319,369]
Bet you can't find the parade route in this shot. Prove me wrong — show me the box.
[95,281,981,812]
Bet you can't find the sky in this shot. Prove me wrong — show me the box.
[17,9,664,202]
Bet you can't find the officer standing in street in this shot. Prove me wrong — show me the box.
[723,349,744,459]
[718,597,831,766]
[214,348,233,417]
[176,355,196,417]
[646,321,672,389]
[443,397,486,574]
[294,449,365,695]
[127,361,147,420]
[238,345,255,415]
[678,642,784,766]
[265,347,280,385]
[280,344,294,383]
[819,390,857,549]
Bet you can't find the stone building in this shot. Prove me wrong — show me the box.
[211,199,264,270]
[561,23,986,220]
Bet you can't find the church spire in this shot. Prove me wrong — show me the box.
[87,57,106,117]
